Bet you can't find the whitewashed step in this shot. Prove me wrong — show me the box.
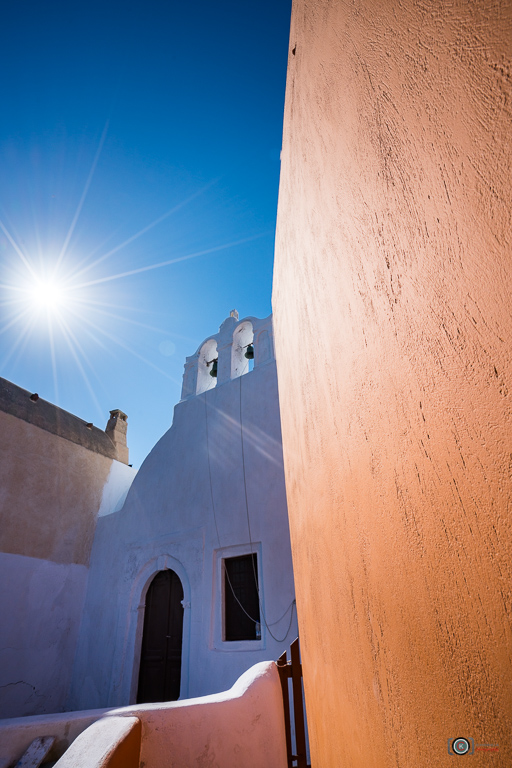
[14,737,56,768]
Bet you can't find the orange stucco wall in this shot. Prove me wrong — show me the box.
[273,1,512,766]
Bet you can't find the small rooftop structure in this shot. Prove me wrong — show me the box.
[0,377,129,464]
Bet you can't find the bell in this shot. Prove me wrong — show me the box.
[244,344,254,360]
[210,359,218,378]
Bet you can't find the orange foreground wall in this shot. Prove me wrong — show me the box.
[273,1,512,766]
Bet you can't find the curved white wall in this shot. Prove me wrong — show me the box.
[69,315,296,711]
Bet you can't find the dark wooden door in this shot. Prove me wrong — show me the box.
[136,569,184,703]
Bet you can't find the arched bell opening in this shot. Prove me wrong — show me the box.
[231,321,254,379]
[196,338,218,394]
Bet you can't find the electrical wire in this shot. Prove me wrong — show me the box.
[238,374,295,643]
[204,384,295,642]
[204,392,264,626]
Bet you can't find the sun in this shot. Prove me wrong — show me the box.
[29,277,68,312]
[0,138,261,424]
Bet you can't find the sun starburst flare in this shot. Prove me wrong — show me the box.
[0,114,273,432]
[0,156,267,424]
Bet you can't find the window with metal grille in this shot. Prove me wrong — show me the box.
[223,553,261,641]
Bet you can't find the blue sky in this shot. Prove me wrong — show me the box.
[0,0,292,467]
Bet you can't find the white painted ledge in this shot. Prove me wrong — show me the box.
[54,717,140,768]
[0,661,287,768]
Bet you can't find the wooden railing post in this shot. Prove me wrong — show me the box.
[290,638,307,768]
[276,638,310,768]
[277,650,293,767]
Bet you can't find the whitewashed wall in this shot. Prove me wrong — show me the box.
[69,314,297,710]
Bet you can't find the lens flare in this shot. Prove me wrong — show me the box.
[0,140,265,432]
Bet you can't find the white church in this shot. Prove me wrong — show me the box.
[0,312,297,719]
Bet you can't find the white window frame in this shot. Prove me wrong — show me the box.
[210,541,265,652]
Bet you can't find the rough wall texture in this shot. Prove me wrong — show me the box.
[0,409,112,565]
[273,1,512,766]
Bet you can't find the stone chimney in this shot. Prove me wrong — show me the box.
[105,409,129,464]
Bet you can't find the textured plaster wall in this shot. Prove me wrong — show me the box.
[0,410,113,565]
[273,1,512,766]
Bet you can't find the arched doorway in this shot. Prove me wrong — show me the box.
[136,569,184,703]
